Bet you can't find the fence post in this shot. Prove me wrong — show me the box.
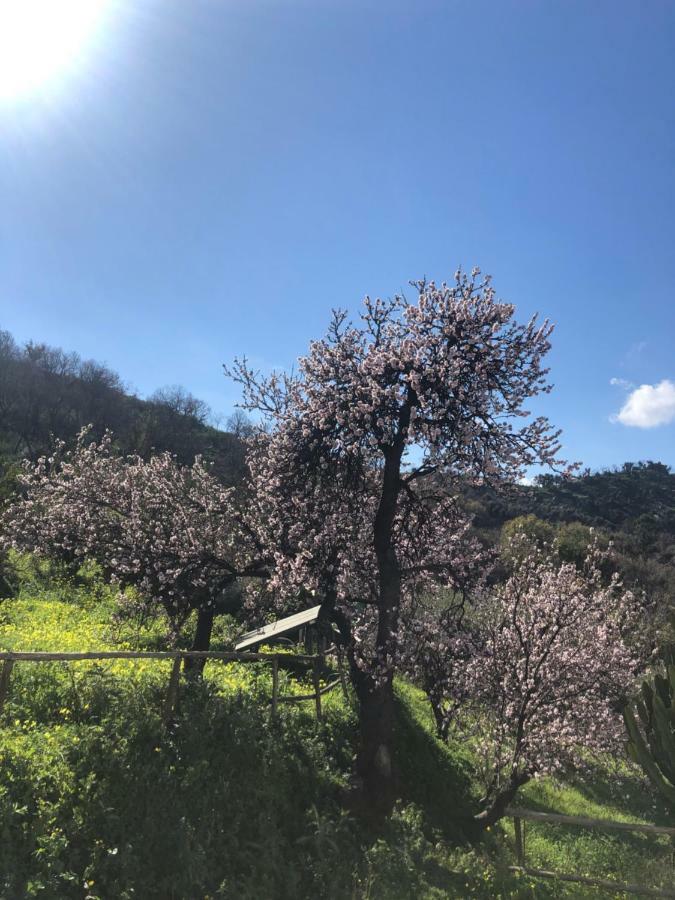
[0,659,14,715]
[162,655,182,726]
[514,815,525,867]
[312,657,322,720]
[336,646,349,700]
[271,658,279,718]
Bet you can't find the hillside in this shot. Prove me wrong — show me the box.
[465,462,675,536]
[463,465,675,628]
[0,328,246,486]
[0,581,673,899]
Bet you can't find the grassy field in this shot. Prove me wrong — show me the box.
[0,587,673,899]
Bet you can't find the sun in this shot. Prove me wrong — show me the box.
[0,0,113,103]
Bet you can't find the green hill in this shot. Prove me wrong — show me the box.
[0,328,246,486]
[0,583,672,899]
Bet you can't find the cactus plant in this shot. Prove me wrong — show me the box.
[624,630,675,811]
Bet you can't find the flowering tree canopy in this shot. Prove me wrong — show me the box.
[0,429,266,651]
[398,600,481,743]
[228,270,573,817]
[412,542,638,826]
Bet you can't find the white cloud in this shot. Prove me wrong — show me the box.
[609,377,634,390]
[612,379,675,428]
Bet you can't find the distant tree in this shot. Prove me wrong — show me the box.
[554,521,596,567]
[149,385,212,425]
[226,410,255,439]
[0,430,266,657]
[500,516,602,571]
[228,269,572,819]
[500,514,555,566]
[632,513,661,554]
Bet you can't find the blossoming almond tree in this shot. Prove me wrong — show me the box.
[446,543,638,827]
[228,269,572,818]
[246,421,486,681]
[0,429,267,655]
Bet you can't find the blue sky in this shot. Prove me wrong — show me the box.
[1,0,674,470]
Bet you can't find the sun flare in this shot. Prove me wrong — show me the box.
[0,0,112,103]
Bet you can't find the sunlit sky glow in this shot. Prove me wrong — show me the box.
[0,0,113,103]
[1,1,674,471]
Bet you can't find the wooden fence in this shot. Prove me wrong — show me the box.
[0,649,343,724]
[506,806,675,898]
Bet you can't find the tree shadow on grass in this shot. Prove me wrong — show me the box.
[393,689,480,844]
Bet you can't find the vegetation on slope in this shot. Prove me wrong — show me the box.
[1,583,673,899]
[0,327,246,484]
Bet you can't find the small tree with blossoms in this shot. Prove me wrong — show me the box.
[438,541,638,827]
[228,269,572,819]
[0,429,266,658]
[399,599,482,742]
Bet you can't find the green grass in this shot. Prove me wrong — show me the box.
[508,766,674,896]
[0,592,672,899]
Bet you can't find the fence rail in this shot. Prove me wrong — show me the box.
[505,806,675,898]
[0,648,340,722]
[0,649,318,662]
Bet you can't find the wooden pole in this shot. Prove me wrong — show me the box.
[0,650,318,663]
[312,657,322,720]
[162,656,182,726]
[276,677,341,704]
[0,659,14,715]
[505,806,675,898]
[271,658,279,718]
[514,816,525,866]
[506,806,675,838]
[508,866,675,898]
[337,646,349,700]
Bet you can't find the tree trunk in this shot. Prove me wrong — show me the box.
[474,771,531,829]
[353,590,399,821]
[430,694,449,742]
[322,432,408,826]
[184,603,215,675]
[324,591,398,824]
[354,672,397,822]
[353,441,406,822]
